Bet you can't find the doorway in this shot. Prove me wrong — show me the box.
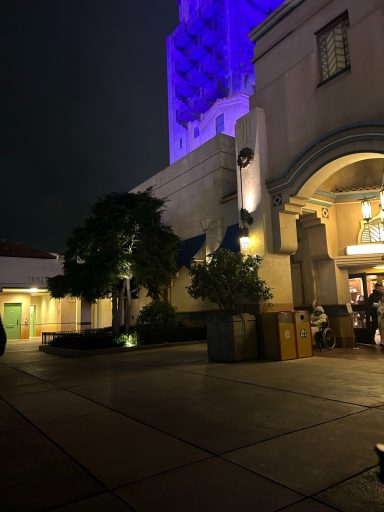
[4,303,22,340]
[349,273,383,344]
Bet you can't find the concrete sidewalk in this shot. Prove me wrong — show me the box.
[1,340,384,511]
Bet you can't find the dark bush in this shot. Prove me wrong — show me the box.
[49,329,123,350]
[136,301,180,344]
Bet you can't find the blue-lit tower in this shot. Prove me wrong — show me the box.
[167,0,284,163]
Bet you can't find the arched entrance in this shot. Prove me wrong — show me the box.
[267,124,384,345]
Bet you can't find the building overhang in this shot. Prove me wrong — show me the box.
[1,287,49,295]
[335,255,384,269]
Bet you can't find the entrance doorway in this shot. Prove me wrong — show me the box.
[4,303,22,340]
[349,273,383,344]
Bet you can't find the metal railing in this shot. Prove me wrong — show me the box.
[41,329,113,345]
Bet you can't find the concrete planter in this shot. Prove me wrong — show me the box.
[207,312,258,362]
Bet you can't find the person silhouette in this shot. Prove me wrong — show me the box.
[0,315,7,357]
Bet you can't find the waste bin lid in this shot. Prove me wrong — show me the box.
[277,311,294,323]
[294,310,310,322]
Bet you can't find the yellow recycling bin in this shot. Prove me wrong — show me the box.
[293,310,313,358]
[262,311,297,360]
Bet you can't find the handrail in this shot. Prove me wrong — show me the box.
[41,329,113,345]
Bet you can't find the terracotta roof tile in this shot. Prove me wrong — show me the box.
[0,241,57,259]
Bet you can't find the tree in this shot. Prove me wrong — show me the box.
[187,249,272,314]
[48,190,180,332]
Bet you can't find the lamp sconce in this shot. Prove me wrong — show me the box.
[361,197,372,222]
[237,147,254,169]
[239,225,250,251]
[360,171,384,234]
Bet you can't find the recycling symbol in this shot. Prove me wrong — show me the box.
[299,328,307,338]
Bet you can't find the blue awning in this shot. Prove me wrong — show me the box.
[176,234,206,269]
[218,224,240,253]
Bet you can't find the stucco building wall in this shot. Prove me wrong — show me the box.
[131,134,239,314]
[250,0,384,180]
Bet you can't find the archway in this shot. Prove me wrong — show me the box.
[287,153,384,346]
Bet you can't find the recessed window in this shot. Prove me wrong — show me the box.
[179,138,183,148]
[215,113,224,134]
[194,127,200,138]
[317,12,350,84]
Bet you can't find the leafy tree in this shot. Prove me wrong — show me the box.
[187,248,272,314]
[48,190,180,332]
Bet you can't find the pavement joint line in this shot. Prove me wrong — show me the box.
[40,490,116,512]
[308,462,382,508]
[221,452,381,508]
[0,394,111,494]
[108,451,307,506]
[0,367,221,461]
[63,383,377,470]
[3,350,384,473]
[57,376,384,481]
[60,385,220,458]
[44,491,136,512]
[61,379,367,455]
[180,368,383,408]
[2,377,212,511]
[0,376,371,462]
[275,496,342,512]
[218,407,384,455]
[213,453,309,499]
[3,359,381,461]
[110,455,217,492]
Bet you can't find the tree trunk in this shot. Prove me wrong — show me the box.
[124,278,132,332]
[118,280,125,330]
[111,286,119,334]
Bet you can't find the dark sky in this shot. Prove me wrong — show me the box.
[1,0,179,252]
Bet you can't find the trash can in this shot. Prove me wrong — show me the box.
[262,311,297,360]
[293,310,313,358]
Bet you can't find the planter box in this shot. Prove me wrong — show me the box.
[207,312,258,362]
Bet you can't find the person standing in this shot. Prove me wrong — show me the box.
[368,283,383,344]
[377,294,384,347]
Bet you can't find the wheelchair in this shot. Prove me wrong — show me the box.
[314,322,336,350]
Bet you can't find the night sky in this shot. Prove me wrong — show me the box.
[1,1,179,252]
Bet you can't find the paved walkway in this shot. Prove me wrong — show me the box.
[1,340,384,511]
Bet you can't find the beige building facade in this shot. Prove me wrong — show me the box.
[241,0,384,343]
[0,242,112,340]
[132,0,384,345]
[132,134,239,315]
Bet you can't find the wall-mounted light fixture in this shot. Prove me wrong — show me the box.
[237,147,254,251]
[361,197,372,222]
[239,226,250,251]
[360,172,384,242]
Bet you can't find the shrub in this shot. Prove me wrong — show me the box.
[136,300,179,344]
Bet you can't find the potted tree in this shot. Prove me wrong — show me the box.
[187,249,272,362]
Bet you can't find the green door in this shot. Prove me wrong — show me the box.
[4,303,22,340]
[30,305,36,337]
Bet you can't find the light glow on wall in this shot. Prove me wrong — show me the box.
[2,288,48,294]
[346,244,384,255]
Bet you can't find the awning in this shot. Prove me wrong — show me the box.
[176,234,206,269]
[218,224,240,253]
